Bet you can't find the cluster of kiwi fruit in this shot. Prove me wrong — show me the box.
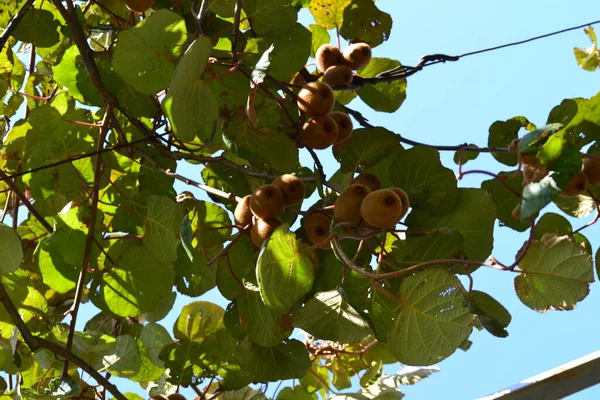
[295,43,373,150]
[150,394,186,400]
[124,0,154,13]
[234,174,306,247]
[519,152,600,197]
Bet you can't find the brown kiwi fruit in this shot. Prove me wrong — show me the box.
[251,217,282,247]
[389,187,410,220]
[360,189,403,229]
[234,195,253,227]
[249,185,284,219]
[305,212,332,249]
[315,44,341,72]
[583,154,600,185]
[300,115,339,149]
[323,65,354,87]
[329,112,353,144]
[351,172,382,191]
[334,184,371,225]
[272,174,306,206]
[167,395,187,400]
[560,171,589,197]
[150,396,168,400]
[297,82,335,117]
[341,43,372,70]
[125,0,154,13]
[520,154,548,184]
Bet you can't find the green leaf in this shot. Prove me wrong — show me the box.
[217,236,256,300]
[387,269,472,366]
[175,247,217,297]
[252,44,275,85]
[174,301,224,342]
[237,289,293,346]
[257,225,315,313]
[488,117,534,166]
[518,123,563,154]
[103,334,142,378]
[163,36,218,143]
[533,213,572,240]
[481,172,530,232]
[339,0,392,47]
[308,0,351,29]
[390,146,458,215]
[515,234,593,312]
[131,323,171,382]
[0,225,22,273]
[468,291,511,338]
[159,340,203,386]
[406,188,496,263]
[554,190,598,218]
[225,338,311,384]
[265,24,312,81]
[277,386,316,400]
[181,215,194,261]
[184,199,233,258]
[574,27,600,71]
[11,9,59,47]
[310,24,330,58]
[390,228,465,270]
[144,195,179,262]
[102,243,175,317]
[112,9,188,94]
[357,58,406,112]
[520,174,561,219]
[243,0,297,36]
[333,127,401,172]
[224,387,269,400]
[292,290,372,342]
[453,145,480,165]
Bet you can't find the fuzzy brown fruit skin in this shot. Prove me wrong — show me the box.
[560,171,589,197]
[305,212,332,249]
[272,174,306,206]
[520,154,548,184]
[323,65,354,87]
[329,112,353,144]
[249,185,284,219]
[297,82,335,117]
[583,154,600,185]
[167,394,187,400]
[315,44,341,72]
[300,116,339,149]
[389,187,410,220]
[251,217,282,248]
[234,195,253,227]
[149,396,167,400]
[351,172,382,191]
[342,43,372,70]
[334,184,371,225]
[125,0,154,13]
[360,189,403,229]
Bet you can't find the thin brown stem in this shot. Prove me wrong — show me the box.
[0,0,35,51]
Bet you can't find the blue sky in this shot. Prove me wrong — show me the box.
[9,1,600,398]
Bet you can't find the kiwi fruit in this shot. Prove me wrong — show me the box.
[389,187,410,220]
[329,112,353,144]
[315,44,341,73]
[125,0,154,13]
[560,171,589,197]
[234,195,253,227]
[342,43,372,70]
[351,172,382,191]
[272,174,306,206]
[583,154,600,185]
[305,212,332,249]
[297,82,335,117]
[149,396,167,400]
[334,184,371,225]
[251,217,282,247]
[323,65,354,87]
[167,395,186,400]
[520,154,548,184]
[360,189,403,229]
[249,185,284,219]
[300,115,339,149]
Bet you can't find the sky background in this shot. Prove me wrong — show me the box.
[8,0,600,399]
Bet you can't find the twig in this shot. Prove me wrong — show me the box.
[62,105,114,378]
[195,0,210,34]
[36,337,128,400]
[231,0,244,62]
[0,281,39,351]
[0,169,54,233]
[0,0,35,51]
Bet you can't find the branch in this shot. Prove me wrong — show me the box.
[0,281,39,351]
[0,168,54,233]
[36,337,128,400]
[62,105,114,377]
[231,0,243,62]
[0,0,35,52]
